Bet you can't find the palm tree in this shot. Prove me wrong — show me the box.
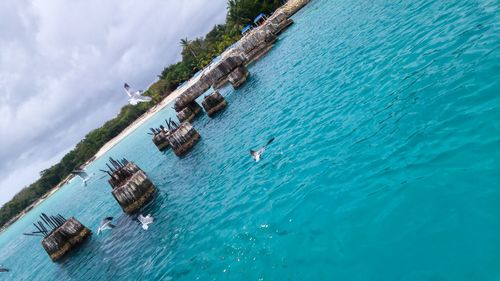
[180,38,197,58]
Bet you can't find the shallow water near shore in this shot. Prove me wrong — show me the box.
[1,0,499,280]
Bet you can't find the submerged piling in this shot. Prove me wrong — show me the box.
[228,66,249,89]
[104,158,156,214]
[176,101,202,123]
[202,91,227,117]
[167,121,201,156]
[24,214,91,262]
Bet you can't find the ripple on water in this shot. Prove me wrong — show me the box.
[1,0,499,280]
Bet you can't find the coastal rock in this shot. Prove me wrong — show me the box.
[41,217,91,262]
[202,91,227,117]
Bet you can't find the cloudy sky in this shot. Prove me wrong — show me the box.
[0,0,227,206]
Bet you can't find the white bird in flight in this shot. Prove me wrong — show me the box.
[250,138,275,162]
[71,169,93,186]
[124,83,152,105]
[137,214,154,231]
[97,217,116,235]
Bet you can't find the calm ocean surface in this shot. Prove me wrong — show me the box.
[1,0,499,280]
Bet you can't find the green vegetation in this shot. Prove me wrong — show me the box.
[0,0,282,228]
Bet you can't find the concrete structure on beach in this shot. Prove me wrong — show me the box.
[103,158,156,214]
[24,213,91,262]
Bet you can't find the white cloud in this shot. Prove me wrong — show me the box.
[0,0,228,205]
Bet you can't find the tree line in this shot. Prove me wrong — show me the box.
[0,0,282,228]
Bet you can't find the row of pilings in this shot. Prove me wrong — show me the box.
[171,0,308,120]
[25,0,312,263]
[155,0,306,155]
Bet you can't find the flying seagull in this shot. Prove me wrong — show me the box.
[250,138,275,162]
[71,169,92,186]
[97,217,116,235]
[124,83,152,105]
[137,214,154,231]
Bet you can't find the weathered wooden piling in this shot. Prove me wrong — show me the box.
[104,158,156,214]
[202,91,227,117]
[282,0,310,16]
[167,121,201,156]
[24,213,91,262]
[176,101,202,123]
[42,218,91,262]
[151,127,170,151]
[228,66,249,89]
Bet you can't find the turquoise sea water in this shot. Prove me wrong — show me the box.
[1,0,499,280]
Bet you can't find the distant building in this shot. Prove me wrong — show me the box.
[241,24,253,35]
[254,13,268,26]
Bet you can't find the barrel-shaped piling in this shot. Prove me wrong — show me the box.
[228,66,249,89]
[41,217,91,262]
[177,101,202,123]
[202,91,227,117]
[107,161,156,214]
[111,169,156,214]
[167,122,200,156]
[152,131,170,151]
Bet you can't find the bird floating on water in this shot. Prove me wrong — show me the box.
[97,217,116,235]
[137,214,154,231]
[71,169,93,186]
[124,83,152,105]
[0,266,9,272]
[250,138,275,162]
